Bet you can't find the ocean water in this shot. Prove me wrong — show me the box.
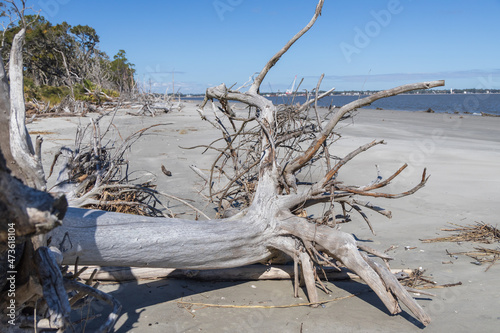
[267,93,500,115]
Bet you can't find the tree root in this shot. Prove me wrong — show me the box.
[280,217,431,326]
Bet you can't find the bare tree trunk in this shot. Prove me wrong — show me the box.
[8,28,46,190]
[50,207,275,268]
[0,54,17,178]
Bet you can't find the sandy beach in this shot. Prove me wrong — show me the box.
[28,101,500,332]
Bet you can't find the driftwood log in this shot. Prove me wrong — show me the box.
[2,0,445,329]
[70,265,415,282]
[48,0,444,326]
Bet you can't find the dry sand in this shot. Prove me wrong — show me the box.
[28,101,500,332]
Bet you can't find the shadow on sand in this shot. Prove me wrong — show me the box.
[79,272,428,331]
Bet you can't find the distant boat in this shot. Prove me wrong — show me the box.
[285,75,297,95]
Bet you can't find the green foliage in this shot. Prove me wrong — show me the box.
[104,89,120,98]
[23,80,71,104]
[70,24,99,56]
[23,76,119,105]
[110,50,136,93]
[72,79,119,103]
[23,77,40,101]
[2,13,135,98]
[83,78,96,91]
[24,76,35,88]
[40,85,71,104]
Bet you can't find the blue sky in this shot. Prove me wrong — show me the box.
[33,0,500,93]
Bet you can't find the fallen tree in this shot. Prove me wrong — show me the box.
[2,0,445,329]
[47,0,444,326]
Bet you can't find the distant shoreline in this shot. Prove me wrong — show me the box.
[182,93,500,116]
[180,92,500,98]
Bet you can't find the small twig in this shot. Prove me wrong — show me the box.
[177,293,360,309]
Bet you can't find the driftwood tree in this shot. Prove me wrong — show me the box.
[2,0,445,330]
[46,0,444,327]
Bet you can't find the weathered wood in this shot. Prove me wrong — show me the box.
[70,265,410,282]
[0,7,96,331]
[49,207,276,269]
[0,152,67,249]
[0,48,19,180]
[283,80,445,182]
[8,28,47,190]
[0,150,68,321]
[46,4,441,324]
[361,252,431,325]
[35,247,71,329]
[49,202,433,325]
